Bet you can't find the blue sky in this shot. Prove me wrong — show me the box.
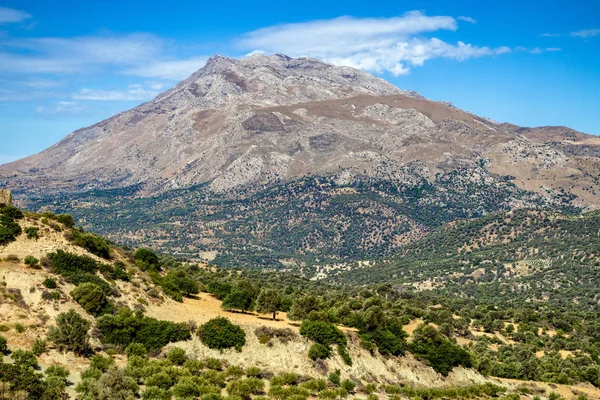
[0,0,599,164]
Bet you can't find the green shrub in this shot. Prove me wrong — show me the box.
[47,250,113,294]
[0,212,22,244]
[25,227,39,239]
[96,308,191,352]
[72,230,111,259]
[300,320,346,347]
[55,214,75,228]
[409,324,472,376]
[134,248,160,271]
[202,394,224,400]
[46,365,70,380]
[0,206,23,220]
[341,379,355,393]
[328,371,341,386]
[308,343,331,360]
[198,317,246,352]
[227,377,265,399]
[245,366,262,378]
[47,309,91,355]
[43,278,57,289]
[142,386,172,400]
[49,250,98,274]
[255,289,283,320]
[32,339,47,356]
[361,328,406,356]
[300,379,327,393]
[0,335,7,353]
[222,284,256,313]
[71,282,108,315]
[90,354,115,372]
[145,371,174,390]
[166,347,187,365]
[12,349,39,369]
[24,255,39,267]
[126,342,148,358]
[50,291,61,300]
[225,365,245,379]
[337,345,352,365]
[15,323,26,333]
[206,357,223,370]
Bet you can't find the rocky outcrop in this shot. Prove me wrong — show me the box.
[0,189,11,207]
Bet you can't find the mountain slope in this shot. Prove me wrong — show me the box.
[2,54,600,266]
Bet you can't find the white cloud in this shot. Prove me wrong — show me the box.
[244,49,266,57]
[123,56,209,80]
[571,28,600,38]
[540,33,561,37]
[0,33,209,81]
[239,12,457,55]
[73,84,160,101]
[457,16,477,24]
[36,101,86,115]
[238,12,509,76]
[515,46,561,54]
[0,6,31,24]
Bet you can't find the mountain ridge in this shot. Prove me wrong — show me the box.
[2,54,600,266]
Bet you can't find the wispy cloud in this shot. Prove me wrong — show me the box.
[73,84,160,101]
[571,28,600,38]
[516,46,562,54]
[0,6,31,24]
[0,33,164,74]
[540,33,561,37]
[457,16,477,24]
[239,11,509,76]
[36,101,86,115]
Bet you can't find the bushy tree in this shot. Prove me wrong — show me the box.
[308,343,331,360]
[256,289,283,320]
[71,282,108,315]
[134,248,160,271]
[96,308,190,352]
[48,309,91,355]
[409,324,472,376]
[166,347,187,365]
[222,281,258,313]
[198,317,246,352]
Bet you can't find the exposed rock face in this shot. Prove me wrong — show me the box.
[0,53,599,209]
[0,189,11,207]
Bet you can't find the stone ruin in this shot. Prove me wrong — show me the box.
[0,189,12,207]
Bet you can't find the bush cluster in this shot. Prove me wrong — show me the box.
[96,308,191,352]
[198,317,246,352]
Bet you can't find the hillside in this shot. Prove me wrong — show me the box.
[330,208,600,309]
[2,205,600,399]
[2,54,600,266]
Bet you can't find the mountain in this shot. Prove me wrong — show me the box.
[2,54,600,267]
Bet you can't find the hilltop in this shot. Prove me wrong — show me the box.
[2,54,600,266]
